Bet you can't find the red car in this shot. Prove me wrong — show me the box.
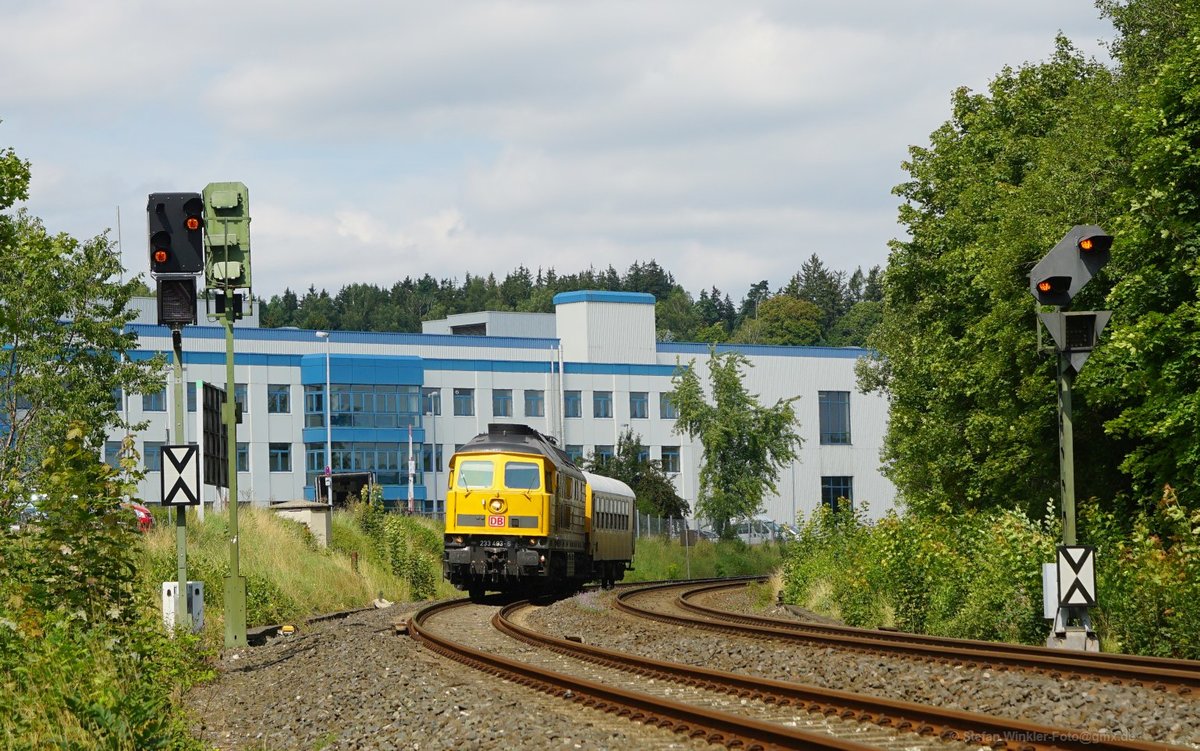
[122,502,154,532]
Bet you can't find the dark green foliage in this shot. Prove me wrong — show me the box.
[256,258,884,347]
[350,490,440,600]
[583,428,688,518]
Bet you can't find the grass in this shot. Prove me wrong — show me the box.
[135,506,458,641]
[628,535,785,582]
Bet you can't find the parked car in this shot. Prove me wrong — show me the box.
[122,501,154,532]
[731,516,787,545]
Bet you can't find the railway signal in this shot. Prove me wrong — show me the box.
[203,182,252,290]
[1030,224,1113,652]
[147,192,205,275]
[1029,225,1112,306]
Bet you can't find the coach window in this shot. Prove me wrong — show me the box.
[505,461,540,490]
[457,460,494,488]
[492,388,512,417]
[453,388,475,416]
[593,390,612,418]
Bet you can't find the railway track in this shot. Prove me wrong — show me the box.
[623,580,1200,695]
[408,590,1183,751]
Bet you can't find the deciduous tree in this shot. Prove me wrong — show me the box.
[669,350,801,535]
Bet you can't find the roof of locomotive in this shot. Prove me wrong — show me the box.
[456,423,581,473]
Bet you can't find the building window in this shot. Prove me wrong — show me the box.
[629,391,649,419]
[524,389,545,417]
[104,440,121,469]
[304,384,422,429]
[661,446,680,473]
[422,444,444,473]
[821,476,853,512]
[144,441,164,472]
[453,388,475,416]
[269,443,291,472]
[492,389,512,417]
[637,446,649,463]
[565,445,584,463]
[234,383,248,416]
[237,442,249,472]
[267,384,290,413]
[143,388,166,412]
[186,382,196,412]
[564,390,582,418]
[594,444,614,461]
[593,391,612,418]
[112,386,123,411]
[660,393,677,419]
[819,391,851,445]
[423,387,441,416]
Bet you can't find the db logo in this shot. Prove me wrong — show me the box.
[487,515,505,527]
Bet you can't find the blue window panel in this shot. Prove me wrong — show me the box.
[269,443,292,472]
[565,445,584,463]
[454,388,475,416]
[268,384,290,414]
[659,393,677,419]
[237,442,249,472]
[524,389,545,417]
[593,391,612,418]
[104,440,121,469]
[629,392,649,419]
[145,441,164,472]
[493,389,512,417]
[661,446,680,473]
[143,388,166,412]
[564,390,581,418]
[594,444,614,460]
[818,391,851,445]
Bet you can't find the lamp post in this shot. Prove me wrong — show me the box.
[315,331,333,509]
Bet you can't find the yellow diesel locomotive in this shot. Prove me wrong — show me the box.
[443,423,635,600]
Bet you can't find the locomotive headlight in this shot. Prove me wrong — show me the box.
[488,498,506,514]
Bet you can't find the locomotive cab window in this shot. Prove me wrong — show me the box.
[456,460,494,489]
[504,461,541,490]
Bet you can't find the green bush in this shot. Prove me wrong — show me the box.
[0,425,209,750]
[782,497,1200,657]
[1084,487,1200,658]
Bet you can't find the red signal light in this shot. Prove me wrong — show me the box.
[1037,280,1054,293]
[153,248,169,264]
[1077,234,1112,254]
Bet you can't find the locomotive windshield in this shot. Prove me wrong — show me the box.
[456,460,494,489]
[504,461,541,490]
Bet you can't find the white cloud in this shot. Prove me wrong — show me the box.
[2,0,1115,305]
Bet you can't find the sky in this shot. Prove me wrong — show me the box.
[1,1,1115,302]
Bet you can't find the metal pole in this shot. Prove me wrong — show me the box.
[325,336,332,508]
[1058,351,1076,546]
[172,328,187,630]
[407,425,415,514]
[223,298,247,647]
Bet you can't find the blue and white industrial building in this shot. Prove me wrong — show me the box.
[112,290,896,525]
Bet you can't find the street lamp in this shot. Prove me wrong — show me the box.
[315,331,332,509]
